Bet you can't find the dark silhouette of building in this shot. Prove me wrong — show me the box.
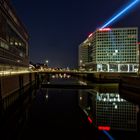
[0,0,29,71]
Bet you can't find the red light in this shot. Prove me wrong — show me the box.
[88,33,93,38]
[98,126,111,131]
[136,42,140,45]
[99,28,111,32]
[88,117,93,124]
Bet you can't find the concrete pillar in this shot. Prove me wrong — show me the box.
[127,64,130,72]
[118,64,121,72]
[100,64,103,71]
[132,64,135,72]
[107,64,110,72]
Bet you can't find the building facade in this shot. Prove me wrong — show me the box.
[78,41,89,69]
[79,27,139,72]
[0,0,29,71]
[78,33,93,70]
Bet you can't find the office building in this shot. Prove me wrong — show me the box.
[79,27,139,72]
[78,41,89,69]
[78,33,93,70]
[0,0,29,71]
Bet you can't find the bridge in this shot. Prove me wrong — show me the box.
[0,69,95,77]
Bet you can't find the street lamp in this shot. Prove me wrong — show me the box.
[45,60,49,67]
[46,60,48,64]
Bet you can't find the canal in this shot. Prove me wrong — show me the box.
[0,74,140,140]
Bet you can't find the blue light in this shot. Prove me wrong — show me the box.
[103,130,115,140]
[101,0,140,29]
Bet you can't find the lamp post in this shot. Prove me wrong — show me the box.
[46,60,49,67]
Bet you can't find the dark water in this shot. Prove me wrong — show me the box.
[1,76,140,140]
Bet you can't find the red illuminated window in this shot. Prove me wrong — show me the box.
[98,126,111,131]
[99,28,111,32]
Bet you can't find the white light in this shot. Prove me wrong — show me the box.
[10,42,13,45]
[46,94,48,99]
[114,98,116,101]
[115,105,118,109]
[15,42,18,46]
[52,75,55,78]
[67,75,71,78]
[117,98,121,102]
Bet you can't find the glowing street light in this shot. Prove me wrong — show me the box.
[46,60,49,64]
[45,60,49,67]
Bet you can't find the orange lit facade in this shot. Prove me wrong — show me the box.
[0,0,29,71]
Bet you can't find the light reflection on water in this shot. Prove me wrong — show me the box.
[45,76,140,135]
[1,75,140,139]
[78,83,140,139]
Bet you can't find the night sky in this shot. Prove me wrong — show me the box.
[11,0,140,68]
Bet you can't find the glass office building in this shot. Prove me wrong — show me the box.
[78,34,93,70]
[0,0,29,71]
[78,40,89,69]
[79,28,139,72]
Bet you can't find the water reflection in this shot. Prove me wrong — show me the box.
[1,76,140,139]
[79,84,139,138]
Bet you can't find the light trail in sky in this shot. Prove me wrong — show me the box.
[100,0,140,29]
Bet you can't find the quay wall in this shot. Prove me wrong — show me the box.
[74,72,136,83]
[0,73,37,99]
[0,72,40,111]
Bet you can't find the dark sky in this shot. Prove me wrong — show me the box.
[11,0,140,68]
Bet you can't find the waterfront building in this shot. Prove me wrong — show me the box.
[79,27,139,72]
[78,41,89,70]
[78,33,93,70]
[0,0,29,72]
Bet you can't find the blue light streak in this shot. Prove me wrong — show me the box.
[101,0,140,29]
[103,130,115,140]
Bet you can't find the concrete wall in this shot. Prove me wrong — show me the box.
[0,73,36,99]
[23,74,30,86]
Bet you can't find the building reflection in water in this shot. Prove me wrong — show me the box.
[79,84,138,132]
